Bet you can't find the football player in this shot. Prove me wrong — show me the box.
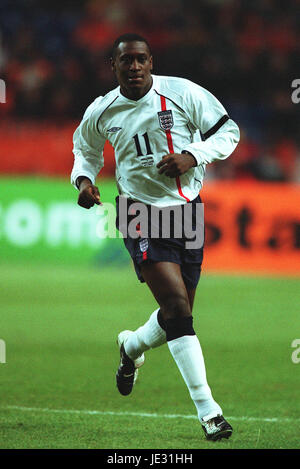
[71,33,239,441]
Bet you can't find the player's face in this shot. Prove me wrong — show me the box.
[111,41,153,100]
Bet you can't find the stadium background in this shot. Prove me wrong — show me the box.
[0,0,300,450]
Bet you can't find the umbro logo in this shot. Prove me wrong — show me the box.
[107,127,122,133]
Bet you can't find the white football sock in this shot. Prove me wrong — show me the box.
[167,335,222,421]
[124,308,166,360]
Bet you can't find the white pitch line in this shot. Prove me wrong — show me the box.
[2,405,300,424]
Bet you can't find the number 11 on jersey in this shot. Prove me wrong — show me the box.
[133,133,155,167]
[133,132,153,157]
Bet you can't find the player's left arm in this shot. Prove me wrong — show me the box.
[156,82,239,177]
[180,82,240,166]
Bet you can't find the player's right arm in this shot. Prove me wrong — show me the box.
[77,176,101,209]
[71,97,106,209]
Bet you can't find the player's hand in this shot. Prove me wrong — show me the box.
[77,178,102,209]
[157,153,197,178]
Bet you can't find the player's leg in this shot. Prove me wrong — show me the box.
[137,261,223,421]
[124,261,192,359]
[120,308,166,360]
[186,288,196,311]
[119,275,196,363]
[123,263,198,362]
[175,262,232,440]
[118,260,192,396]
[118,260,231,439]
[141,261,192,319]
[116,304,166,396]
[140,261,232,440]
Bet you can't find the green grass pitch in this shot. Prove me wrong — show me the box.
[0,262,299,449]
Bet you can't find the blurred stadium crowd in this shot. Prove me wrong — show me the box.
[0,0,299,182]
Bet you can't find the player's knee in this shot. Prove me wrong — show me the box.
[162,310,195,341]
[160,294,191,320]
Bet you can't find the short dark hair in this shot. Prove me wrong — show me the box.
[111,33,151,59]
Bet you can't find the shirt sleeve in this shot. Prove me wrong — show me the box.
[71,99,106,189]
[182,82,240,166]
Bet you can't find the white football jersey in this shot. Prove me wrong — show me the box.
[71,75,239,207]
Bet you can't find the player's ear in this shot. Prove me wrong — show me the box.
[110,57,116,73]
[149,56,153,71]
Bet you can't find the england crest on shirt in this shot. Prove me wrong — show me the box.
[139,238,148,253]
[157,110,174,130]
